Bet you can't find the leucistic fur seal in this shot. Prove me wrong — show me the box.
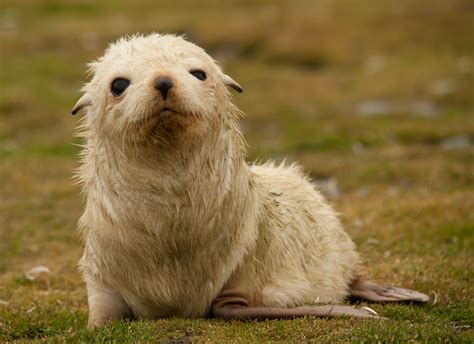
[72,33,429,329]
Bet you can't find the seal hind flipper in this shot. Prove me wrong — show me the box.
[349,277,430,303]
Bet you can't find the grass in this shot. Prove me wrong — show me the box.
[0,0,473,342]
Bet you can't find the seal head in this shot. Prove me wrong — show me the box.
[72,34,242,143]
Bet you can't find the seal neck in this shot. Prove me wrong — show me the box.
[78,117,251,232]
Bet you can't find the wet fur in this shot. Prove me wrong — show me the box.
[76,34,361,325]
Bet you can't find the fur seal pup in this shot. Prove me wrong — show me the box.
[72,33,429,329]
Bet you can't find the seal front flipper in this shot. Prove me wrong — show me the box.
[211,290,381,320]
[349,277,430,303]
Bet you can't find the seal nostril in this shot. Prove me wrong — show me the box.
[154,77,173,100]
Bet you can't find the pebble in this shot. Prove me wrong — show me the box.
[355,100,390,117]
[25,266,51,281]
[431,79,456,96]
[312,177,341,199]
[440,135,471,150]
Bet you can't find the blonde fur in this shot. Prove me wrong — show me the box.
[75,33,361,327]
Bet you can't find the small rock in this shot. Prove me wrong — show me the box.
[387,187,400,197]
[0,139,19,154]
[364,55,385,74]
[0,300,9,306]
[25,266,51,281]
[1,8,19,32]
[441,135,471,150]
[366,237,379,245]
[352,142,366,155]
[457,57,472,74]
[352,219,364,229]
[398,178,413,189]
[210,42,240,60]
[312,177,340,199]
[431,79,456,96]
[355,100,390,117]
[409,101,438,117]
[355,187,369,198]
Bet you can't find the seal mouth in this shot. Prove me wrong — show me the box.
[155,107,178,118]
[146,106,184,129]
[140,105,191,134]
[160,107,172,114]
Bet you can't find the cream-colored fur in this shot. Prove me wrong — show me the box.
[75,33,361,328]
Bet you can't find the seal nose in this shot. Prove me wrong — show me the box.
[153,77,173,100]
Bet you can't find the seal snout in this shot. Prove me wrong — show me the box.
[153,76,174,100]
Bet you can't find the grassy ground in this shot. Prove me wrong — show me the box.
[1,0,473,342]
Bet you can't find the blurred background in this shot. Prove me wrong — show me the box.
[0,0,472,341]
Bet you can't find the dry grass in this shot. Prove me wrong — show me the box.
[0,0,473,342]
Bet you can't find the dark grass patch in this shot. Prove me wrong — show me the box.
[1,53,82,109]
[208,38,265,60]
[0,142,79,159]
[25,143,80,158]
[1,307,86,341]
[31,1,108,17]
[275,112,388,153]
[266,52,328,71]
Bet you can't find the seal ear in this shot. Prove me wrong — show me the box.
[71,94,92,115]
[223,74,243,93]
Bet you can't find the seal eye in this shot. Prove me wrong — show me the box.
[190,70,207,81]
[111,78,130,97]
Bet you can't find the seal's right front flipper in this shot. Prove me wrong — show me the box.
[211,290,381,320]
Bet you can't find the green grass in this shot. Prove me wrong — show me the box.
[1,0,473,342]
[0,306,472,342]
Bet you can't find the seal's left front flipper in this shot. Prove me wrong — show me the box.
[349,277,430,303]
